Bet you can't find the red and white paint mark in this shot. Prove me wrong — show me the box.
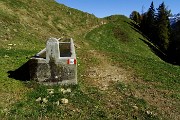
[67,59,76,64]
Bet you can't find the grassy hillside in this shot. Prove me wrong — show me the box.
[0,0,102,47]
[0,0,102,91]
[86,15,180,90]
[0,0,180,120]
[85,15,180,119]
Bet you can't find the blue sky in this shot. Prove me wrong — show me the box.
[56,0,179,18]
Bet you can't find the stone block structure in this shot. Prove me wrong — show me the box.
[29,38,77,85]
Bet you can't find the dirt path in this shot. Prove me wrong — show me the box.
[77,36,180,120]
[85,50,132,90]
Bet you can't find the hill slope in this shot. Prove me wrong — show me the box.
[0,0,102,47]
[85,15,180,119]
[0,0,180,120]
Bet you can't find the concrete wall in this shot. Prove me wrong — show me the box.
[29,38,77,85]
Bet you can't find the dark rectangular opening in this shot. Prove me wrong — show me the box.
[59,43,71,57]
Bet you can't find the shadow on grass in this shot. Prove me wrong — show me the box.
[124,21,150,40]
[7,60,30,81]
[140,38,180,65]
[139,38,168,60]
[125,21,179,65]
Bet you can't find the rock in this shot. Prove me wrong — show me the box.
[47,89,54,95]
[60,88,72,94]
[6,46,11,50]
[34,28,39,30]
[47,88,54,91]
[66,88,71,93]
[146,110,153,115]
[13,29,18,32]
[6,28,10,32]
[4,55,9,58]
[132,105,138,111]
[42,98,48,103]
[61,98,68,104]
[55,101,60,106]
[8,44,13,46]
[49,91,54,95]
[36,97,41,102]
[59,88,65,92]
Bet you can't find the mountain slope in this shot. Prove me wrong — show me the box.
[0,1,180,120]
[0,0,104,118]
[85,15,180,119]
[0,0,103,48]
[86,15,180,90]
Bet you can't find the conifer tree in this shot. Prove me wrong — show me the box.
[130,11,141,24]
[139,2,155,41]
[146,2,155,42]
[140,13,147,34]
[168,21,180,63]
[155,2,171,52]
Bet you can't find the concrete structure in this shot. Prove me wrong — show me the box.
[29,38,77,85]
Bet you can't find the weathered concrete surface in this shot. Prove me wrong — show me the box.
[29,38,77,85]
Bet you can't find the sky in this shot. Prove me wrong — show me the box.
[56,0,179,18]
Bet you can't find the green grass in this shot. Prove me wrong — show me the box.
[1,0,28,9]
[2,81,162,119]
[0,10,19,24]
